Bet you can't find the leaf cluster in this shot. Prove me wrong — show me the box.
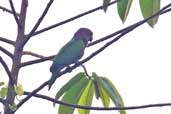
[104,0,160,27]
[54,72,125,114]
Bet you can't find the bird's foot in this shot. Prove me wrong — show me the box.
[66,66,72,72]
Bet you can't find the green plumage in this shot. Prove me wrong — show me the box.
[50,38,85,73]
[48,28,93,90]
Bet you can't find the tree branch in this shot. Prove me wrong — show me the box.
[24,91,171,111]
[0,46,13,59]
[0,37,15,46]
[13,4,171,112]
[22,51,47,59]
[20,55,54,67]
[0,56,15,85]
[18,0,54,50]
[0,5,19,16]
[28,0,118,37]
[14,81,48,113]
[9,0,22,28]
[19,3,171,68]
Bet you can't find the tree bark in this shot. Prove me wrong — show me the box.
[4,0,28,114]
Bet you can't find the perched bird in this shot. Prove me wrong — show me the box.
[48,28,93,90]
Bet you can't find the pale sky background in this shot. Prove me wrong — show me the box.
[0,0,171,114]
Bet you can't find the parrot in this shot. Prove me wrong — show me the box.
[48,28,93,90]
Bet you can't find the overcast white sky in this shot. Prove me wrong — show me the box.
[1,0,171,114]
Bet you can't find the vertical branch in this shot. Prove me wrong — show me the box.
[0,56,14,85]
[18,0,54,50]
[4,0,28,114]
[8,0,22,28]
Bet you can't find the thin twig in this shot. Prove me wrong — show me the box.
[0,5,19,16]
[29,0,118,37]
[0,46,13,59]
[88,4,171,47]
[81,65,91,79]
[18,0,54,50]
[0,56,15,85]
[20,55,54,67]
[9,0,22,28]
[24,91,171,111]
[19,4,171,68]
[22,51,46,59]
[14,4,171,112]
[0,37,15,46]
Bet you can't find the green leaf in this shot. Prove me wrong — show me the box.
[93,76,110,107]
[117,0,133,23]
[103,0,111,12]
[14,84,24,96]
[99,86,110,107]
[54,72,85,106]
[78,80,94,114]
[9,103,17,111]
[93,80,100,99]
[140,0,160,27]
[92,73,125,114]
[0,87,8,99]
[100,77,126,114]
[58,76,89,114]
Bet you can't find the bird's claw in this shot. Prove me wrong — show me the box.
[66,66,72,72]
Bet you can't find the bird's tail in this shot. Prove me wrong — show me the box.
[48,71,60,90]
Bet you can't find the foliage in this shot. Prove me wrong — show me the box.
[55,72,125,114]
[103,0,160,27]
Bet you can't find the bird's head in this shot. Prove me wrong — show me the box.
[74,28,93,46]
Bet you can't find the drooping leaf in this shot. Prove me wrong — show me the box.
[58,76,88,114]
[117,0,133,23]
[0,87,8,99]
[78,80,94,114]
[99,86,110,107]
[14,84,24,96]
[103,0,111,12]
[100,77,126,114]
[55,72,85,101]
[92,73,125,114]
[93,76,110,107]
[140,0,160,27]
[93,80,100,99]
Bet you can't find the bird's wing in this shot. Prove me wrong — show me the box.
[50,38,85,72]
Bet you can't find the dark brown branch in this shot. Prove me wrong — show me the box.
[19,3,171,68]
[13,4,171,112]
[29,0,118,37]
[14,27,144,113]
[18,0,54,50]
[0,37,15,45]
[9,0,22,28]
[24,91,171,111]
[20,55,54,67]
[0,46,13,59]
[87,4,171,47]
[0,5,19,16]
[22,51,46,59]
[0,56,15,85]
